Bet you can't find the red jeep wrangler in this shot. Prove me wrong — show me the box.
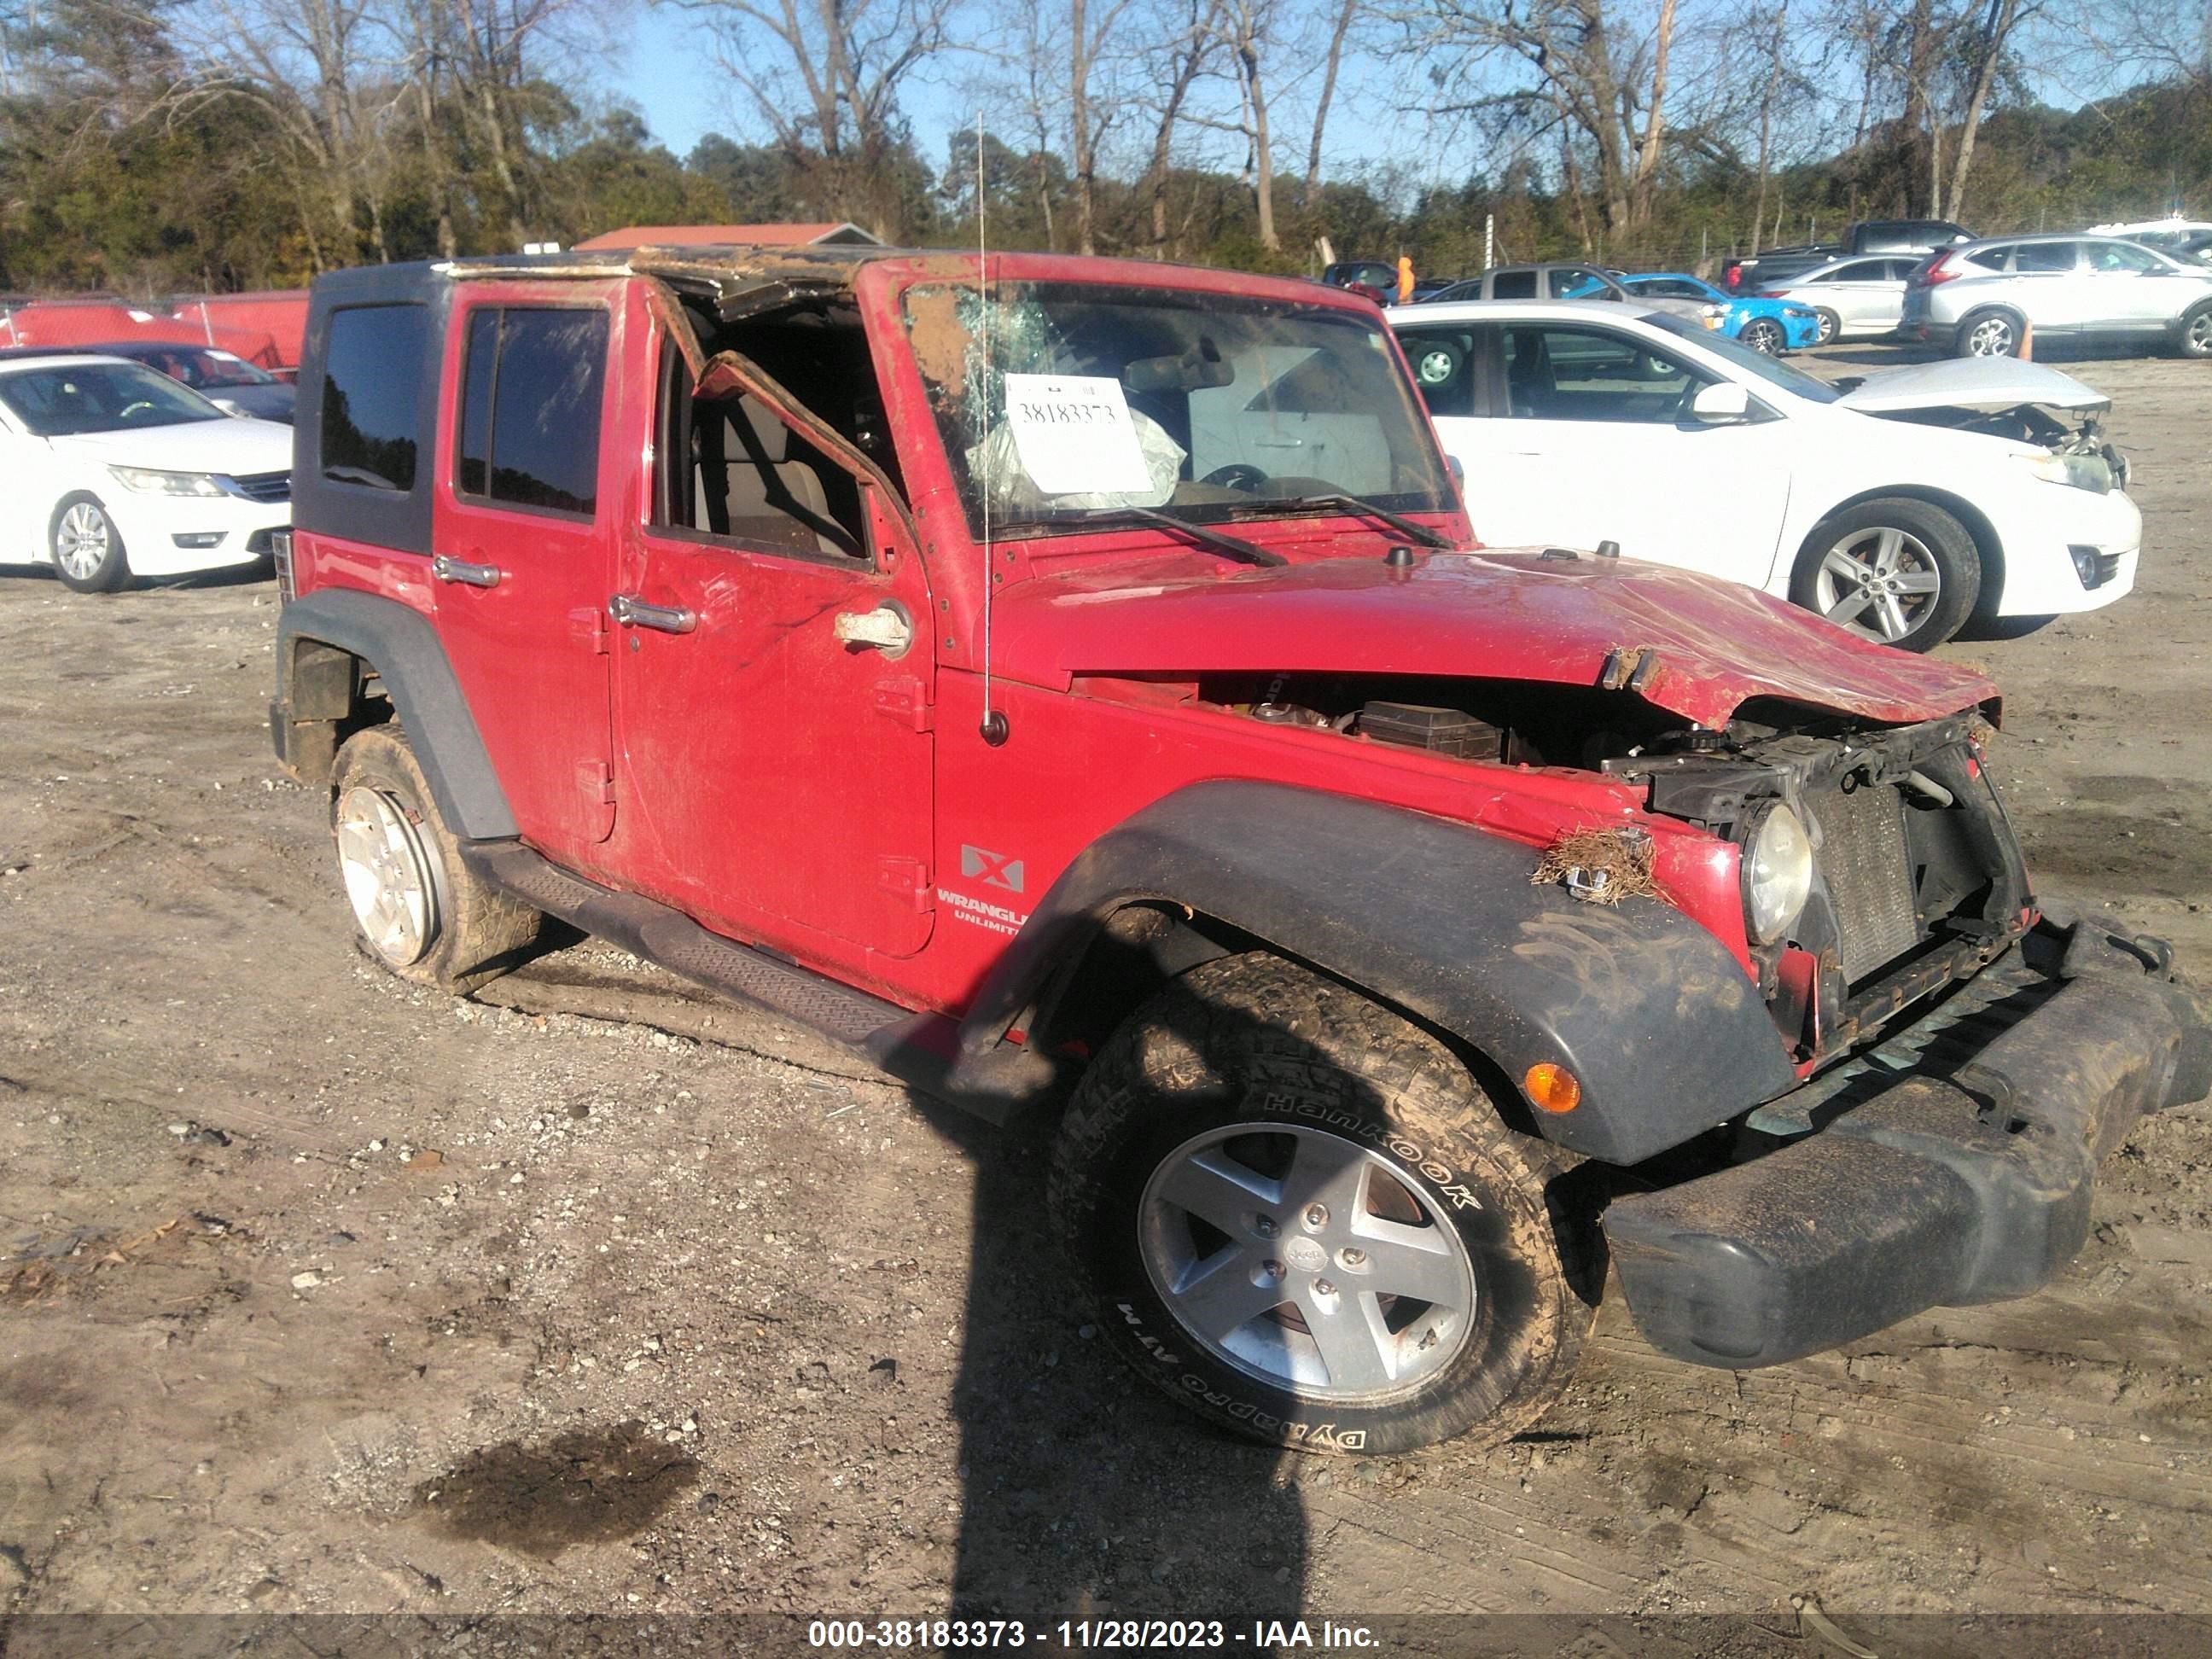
[271,245,2209,1455]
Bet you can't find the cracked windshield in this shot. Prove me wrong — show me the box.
[901,281,1453,536]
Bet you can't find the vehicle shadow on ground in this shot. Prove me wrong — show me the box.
[934,992,1330,1621]
[0,562,273,593]
[1807,340,2170,370]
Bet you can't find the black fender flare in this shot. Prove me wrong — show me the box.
[958,782,1799,1165]
[274,587,517,841]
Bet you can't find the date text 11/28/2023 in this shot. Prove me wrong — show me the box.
[806,1620,1382,1650]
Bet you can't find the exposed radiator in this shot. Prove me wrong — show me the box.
[1816,782,1920,982]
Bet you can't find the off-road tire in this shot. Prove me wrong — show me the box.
[49,494,131,594]
[1792,496,1981,650]
[1955,307,2023,358]
[2178,301,2212,359]
[329,725,542,995]
[1739,317,1785,355]
[1811,307,1841,346]
[1048,952,1596,1455]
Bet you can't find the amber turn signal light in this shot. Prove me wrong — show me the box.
[1524,1062,1581,1114]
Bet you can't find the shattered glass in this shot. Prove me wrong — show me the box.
[900,280,1453,539]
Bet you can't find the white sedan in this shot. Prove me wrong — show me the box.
[1389,300,2140,649]
[0,353,292,593]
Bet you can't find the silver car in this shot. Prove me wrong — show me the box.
[1755,255,1919,343]
[1902,232,2212,358]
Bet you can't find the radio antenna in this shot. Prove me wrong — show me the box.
[976,110,1009,748]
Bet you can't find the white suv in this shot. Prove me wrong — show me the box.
[1902,233,2212,358]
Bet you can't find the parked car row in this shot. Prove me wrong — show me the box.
[1335,212,2212,362]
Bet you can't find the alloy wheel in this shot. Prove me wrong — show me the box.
[1138,1121,1478,1404]
[1813,526,1942,644]
[2188,311,2212,355]
[1742,320,1783,355]
[335,784,442,967]
[54,503,110,581]
[1417,348,1456,385]
[1965,315,2016,357]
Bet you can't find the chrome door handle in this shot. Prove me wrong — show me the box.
[432,555,501,588]
[611,593,697,635]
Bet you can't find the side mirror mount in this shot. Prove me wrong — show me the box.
[1446,455,1466,488]
[1691,381,1752,424]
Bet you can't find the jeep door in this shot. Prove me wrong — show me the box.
[431,280,624,864]
[609,299,934,963]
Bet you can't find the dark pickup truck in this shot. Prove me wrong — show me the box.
[1723,218,1975,294]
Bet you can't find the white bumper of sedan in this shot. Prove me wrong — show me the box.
[97,480,290,577]
[1983,481,2141,617]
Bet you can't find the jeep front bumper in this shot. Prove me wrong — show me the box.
[1604,919,2212,1368]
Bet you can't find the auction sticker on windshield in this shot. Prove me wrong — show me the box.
[1003,373,1152,494]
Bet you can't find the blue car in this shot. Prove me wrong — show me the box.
[1616,272,1823,353]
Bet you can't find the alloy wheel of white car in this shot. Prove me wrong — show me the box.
[1813,527,1943,644]
[55,503,110,580]
[50,497,131,593]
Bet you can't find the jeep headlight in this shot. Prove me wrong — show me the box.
[108,466,227,497]
[1742,802,1814,945]
[2021,451,2113,494]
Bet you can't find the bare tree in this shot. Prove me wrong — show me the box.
[1301,0,1360,207]
[1406,0,1689,236]
[1068,0,1137,253]
[1132,0,1225,254]
[170,0,404,267]
[1213,0,1283,250]
[679,0,963,237]
[1942,0,2035,218]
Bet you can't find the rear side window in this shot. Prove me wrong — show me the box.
[455,306,608,515]
[322,304,427,492]
[1491,271,1537,299]
[2014,242,2078,273]
[1962,245,2011,271]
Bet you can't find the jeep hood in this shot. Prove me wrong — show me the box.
[998,549,1997,731]
[1834,358,2110,413]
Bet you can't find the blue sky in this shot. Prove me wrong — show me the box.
[606,8,734,160]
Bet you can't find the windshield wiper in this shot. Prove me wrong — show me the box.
[1259,492,1454,548]
[1029,506,1286,567]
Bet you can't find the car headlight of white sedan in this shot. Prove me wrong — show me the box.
[2019,451,2116,494]
[107,465,229,498]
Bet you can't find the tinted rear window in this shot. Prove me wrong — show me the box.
[455,306,608,515]
[322,304,427,492]
[2014,242,2078,273]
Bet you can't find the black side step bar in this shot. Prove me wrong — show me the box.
[463,842,1055,1121]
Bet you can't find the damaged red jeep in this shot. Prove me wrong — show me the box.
[271,246,2209,1454]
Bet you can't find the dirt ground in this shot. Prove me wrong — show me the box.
[1,346,2209,1645]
